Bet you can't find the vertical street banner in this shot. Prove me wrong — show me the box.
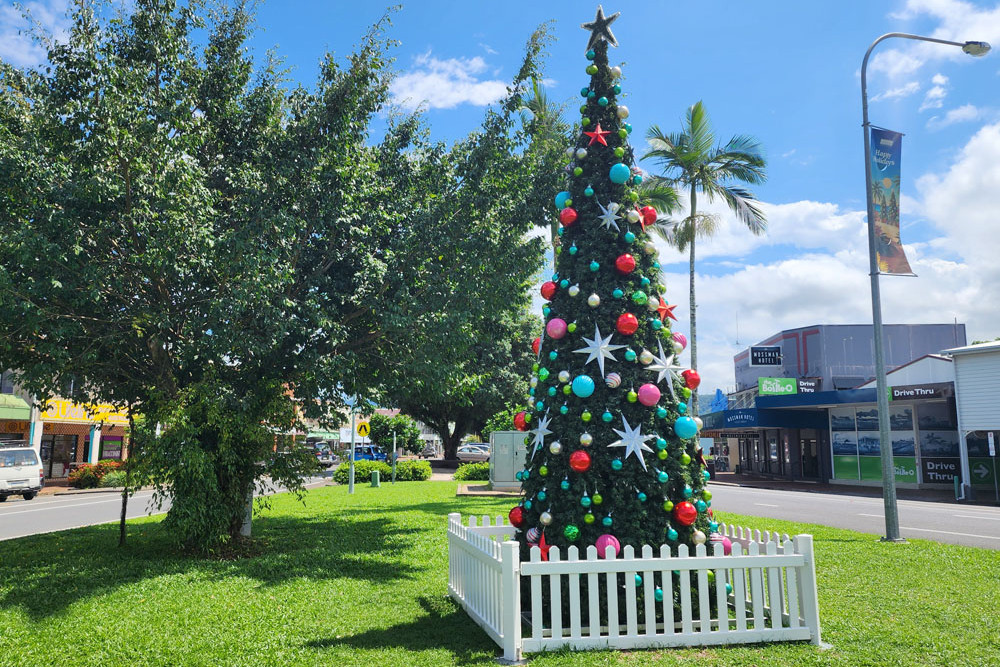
[869,127,914,275]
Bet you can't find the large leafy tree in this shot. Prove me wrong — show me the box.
[642,101,767,415]
[0,1,556,550]
[368,412,422,455]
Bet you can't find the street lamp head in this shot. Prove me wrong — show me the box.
[962,41,991,57]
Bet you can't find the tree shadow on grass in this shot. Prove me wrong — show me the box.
[305,595,498,666]
[0,513,424,620]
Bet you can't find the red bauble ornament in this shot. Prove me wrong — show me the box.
[569,450,592,473]
[540,281,557,300]
[640,205,657,227]
[682,369,702,390]
[514,411,528,432]
[674,501,698,526]
[616,312,639,336]
[509,506,525,528]
[559,207,578,226]
[614,253,636,274]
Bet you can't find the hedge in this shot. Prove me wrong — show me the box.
[332,459,431,484]
[453,462,490,481]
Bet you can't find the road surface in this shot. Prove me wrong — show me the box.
[708,483,1000,549]
[0,476,329,541]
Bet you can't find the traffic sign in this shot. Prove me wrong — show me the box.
[989,432,995,457]
[357,421,370,437]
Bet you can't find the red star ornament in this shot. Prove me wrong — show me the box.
[583,123,611,146]
[656,297,678,322]
[537,530,552,561]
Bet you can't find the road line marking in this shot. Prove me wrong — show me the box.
[954,514,1000,521]
[858,513,883,518]
[755,503,779,507]
[901,526,1000,540]
[0,494,157,517]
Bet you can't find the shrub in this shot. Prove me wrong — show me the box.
[394,460,431,481]
[99,470,128,488]
[453,462,490,481]
[68,459,123,489]
[332,460,391,485]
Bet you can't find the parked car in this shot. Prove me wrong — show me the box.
[312,442,336,468]
[456,443,490,463]
[353,445,388,462]
[0,442,44,501]
[419,443,439,458]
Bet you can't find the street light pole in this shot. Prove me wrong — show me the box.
[861,33,990,542]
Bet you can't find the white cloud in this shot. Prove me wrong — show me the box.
[871,81,921,102]
[478,43,498,55]
[920,73,949,110]
[926,103,982,129]
[931,73,949,85]
[390,51,509,110]
[0,1,69,68]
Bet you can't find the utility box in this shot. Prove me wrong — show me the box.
[490,431,528,490]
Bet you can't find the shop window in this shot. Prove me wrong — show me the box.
[40,434,78,479]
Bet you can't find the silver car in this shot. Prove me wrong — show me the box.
[456,444,490,462]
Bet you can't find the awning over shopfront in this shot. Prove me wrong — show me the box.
[0,394,31,421]
[701,406,827,431]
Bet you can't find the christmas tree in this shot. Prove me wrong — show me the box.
[509,6,714,560]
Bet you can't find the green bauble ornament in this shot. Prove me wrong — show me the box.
[586,64,598,75]
[681,452,692,465]
[618,128,627,139]
[683,387,692,399]
[532,362,539,372]
[584,512,595,524]
[564,525,580,541]
[627,390,638,403]
[702,489,713,501]
[563,385,572,396]
[538,368,549,381]
[581,411,592,423]
[614,146,625,158]
[628,191,639,202]
[573,167,583,176]
[582,117,591,127]
[539,465,548,476]
[663,500,674,512]
[579,104,587,114]
[592,493,603,505]
[567,322,577,333]
[632,290,648,305]
[657,449,668,460]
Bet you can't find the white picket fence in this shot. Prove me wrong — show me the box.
[447,512,821,662]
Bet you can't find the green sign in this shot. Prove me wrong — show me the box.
[833,456,859,480]
[969,457,997,485]
[758,377,797,396]
[859,455,917,483]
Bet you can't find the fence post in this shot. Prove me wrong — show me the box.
[794,534,822,645]
[500,540,522,663]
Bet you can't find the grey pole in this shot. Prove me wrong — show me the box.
[861,33,990,542]
[349,405,356,494]
[392,431,397,484]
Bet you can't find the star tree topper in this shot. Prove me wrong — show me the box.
[573,323,626,377]
[608,415,655,471]
[581,5,620,50]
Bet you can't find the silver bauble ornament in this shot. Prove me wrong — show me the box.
[588,293,601,308]
[565,146,576,157]
[568,284,580,297]
[558,370,571,383]
[540,511,553,526]
[692,530,707,545]
[616,105,630,119]
[647,299,660,312]
[549,440,563,455]
[673,340,685,355]
[580,432,593,446]
[611,65,622,78]
[643,241,658,256]
[639,349,654,365]
[694,417,703,431]
[530,376,538,387]
[575,147,588,159]
[627,209,641,223]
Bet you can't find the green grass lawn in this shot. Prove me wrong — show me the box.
[1,481,998,666]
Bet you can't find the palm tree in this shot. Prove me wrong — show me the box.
[642,101,767,416]
[519,76,570,248]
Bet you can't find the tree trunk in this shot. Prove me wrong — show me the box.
[688,183,698,417]
[118,485,129,547]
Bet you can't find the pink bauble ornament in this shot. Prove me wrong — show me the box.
[710,534,733,556]
[546,318,568,339]
[596,534,621,559]
[637,383,661,407]
[672,332,687,351]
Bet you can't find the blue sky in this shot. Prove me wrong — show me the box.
[5,1,1000,393]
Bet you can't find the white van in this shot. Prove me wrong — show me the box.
[0,442,44,501]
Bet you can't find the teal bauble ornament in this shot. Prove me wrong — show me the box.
[632,174,643,185]
[657,407,668,418]
[560,404,569,415]
[587,91,596,100]
[549,351,558,361]
[590,260,600,272]
[683,485,693,498]
[602,515,613,527]
[560,279,569,288]
[613,84,622,94]
[584,186,594,197]
[624,231,636,243]
[612,288,624,299]
[586,49,596,60]
[651,318,663,330]
[609,163,631,184]
[657,470,669,483]
[598,96,609,106]
[580,87,590,97]
[581,494,592,508]
[656,437,667,450]
[637,492,647,502]
[572,375,596,398]
[542,305,550,316]
[674,416,698,439]
[634,574,643,586]
[667,527,678,541]
[555,191,571,208]
[569,244,578,255]
[678,401,687,414]
[703,470,711,482]
[547,386,556,397]
[602,411,614,423]
[537,489,546,501]
[611,459,623,471]
[624,349,637,362]
[654,587,663,602]
[524,499,532,510]
[640,276,651,286]
[560,478,570,490]
[696,500,707,512]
